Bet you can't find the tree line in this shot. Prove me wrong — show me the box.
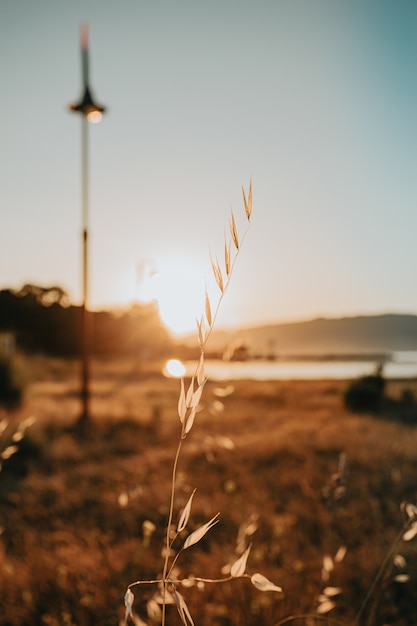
[0,284,174,358]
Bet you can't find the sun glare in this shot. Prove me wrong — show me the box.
[163,359,186,378]
[137,261,206,335]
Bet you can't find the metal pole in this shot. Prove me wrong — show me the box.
[80,115,90,423]
[69,24,106,424]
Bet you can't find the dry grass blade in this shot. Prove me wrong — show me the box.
[186,378,195,407]
[183,512,220,550]
[1,445,18,460]
[323,587,343,597]
[248,179,253,218]
[394,574,410,583]
[125,181,256,626]
[224,238,231,276]
[124,588,134,624]
[190,382,205,409]
[196,354,205,386]
[242,180,252,220]
[403,522,417,541]
[405,503,417,520]
[334,546,347,563]
[184,406,197,435]
[211,255,224,292]
[178,378,187,423]
[229,211,239,249]
[317,600,337,615]
[196,316,205,348]
[174,590,195,626]
[178,489,197,533]
[205,290,212,326]
[231,544,251,577]
[323,554,334,574]
[251,573,282,593]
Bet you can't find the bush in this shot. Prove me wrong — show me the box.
[344,368,385,412]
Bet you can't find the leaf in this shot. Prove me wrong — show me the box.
[196,354,205,386]
[229,211,239,249]
[322,554,334,573]
[205,290,212,326]
[334,545,347,563]
[184,406,197,435]
[190,381,206,408]
[210,252,224,292]
[22,415,36,429]
[186,377,195,407]
[183,381,206,435]
[403,521,417,541]
[231,544,251,577]
[196,316,205,348]
[394,554,406,568]
[215,260,224,292]
[405,502,417,520]
[224,239,231,276]
[1,445,18,460]
[250,573,282,593]
[178,489,197,532]
[178,378,187,423]
[394,574,410,583]
[247,179,253,219]
[242,181,253,220]
[323,586,342,597]
[317,600,336,615]
[243,180,253,220]
[124,588,134,623]
[174,590,195,626]
[183,512,220,550]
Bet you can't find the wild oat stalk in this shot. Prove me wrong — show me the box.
[125,182,282,626]
[352,502,417,626]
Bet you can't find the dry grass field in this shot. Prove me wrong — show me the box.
[0,356,417,626]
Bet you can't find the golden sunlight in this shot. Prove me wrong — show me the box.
[163,359,186,378]
[137,261,206,335]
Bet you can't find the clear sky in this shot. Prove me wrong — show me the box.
[1,0,416,334]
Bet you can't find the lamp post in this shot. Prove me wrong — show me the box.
[69,24,106,423]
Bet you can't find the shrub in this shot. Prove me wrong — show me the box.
[401,387,415,405]
[344,365,385,413]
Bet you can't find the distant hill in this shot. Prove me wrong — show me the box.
[200,314,417,359]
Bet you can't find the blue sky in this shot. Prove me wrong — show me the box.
[1,0,416,333]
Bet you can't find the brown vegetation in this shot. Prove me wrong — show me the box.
[0,357,416,625]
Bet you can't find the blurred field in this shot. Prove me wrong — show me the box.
[1,356,417,626]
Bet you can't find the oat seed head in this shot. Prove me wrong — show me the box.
[205,289,212,326]
[250,573,282,593]
[231,544,251,578]
[178,489,197,533]
[229,210,239,250]
[183,512,220,550]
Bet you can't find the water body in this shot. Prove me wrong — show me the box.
[185,352,417,381]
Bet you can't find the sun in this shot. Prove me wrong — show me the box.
[137,260,206,335]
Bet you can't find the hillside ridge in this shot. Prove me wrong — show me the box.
[203,313,417,357]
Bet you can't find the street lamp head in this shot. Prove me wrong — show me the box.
[69,24,106,124]
[69,86,106,123]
